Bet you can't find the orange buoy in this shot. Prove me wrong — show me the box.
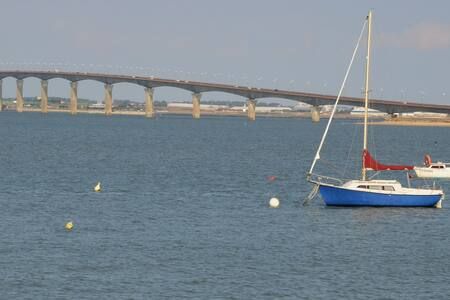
[267,176,277,182]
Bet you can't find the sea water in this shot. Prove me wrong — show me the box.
[0,112,449,299]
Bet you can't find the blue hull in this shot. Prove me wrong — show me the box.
[319,185,441,207]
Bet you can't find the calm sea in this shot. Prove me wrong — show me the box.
[0,111,449,299]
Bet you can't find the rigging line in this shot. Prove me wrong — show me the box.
[369,42,378,168]
[320,158,348,178]
[369,101,378,171]
[369,171,380,180]
[308,18,368,176]
[342,121,359,178]
[410,127,422,164]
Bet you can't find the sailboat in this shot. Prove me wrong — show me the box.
[306,11,444,207]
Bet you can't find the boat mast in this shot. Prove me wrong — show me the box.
[307,19,368,177]
[362,10,372,181]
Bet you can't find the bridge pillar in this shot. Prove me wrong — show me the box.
[16,79,24,112]
[247,98,256,121]
[104,83,113,116]
[70,81,78,115]
[311,105,320,122]
[40,80,48,113]
[192,93,201,119]
[0,80,3,112]
[144,87,154,118]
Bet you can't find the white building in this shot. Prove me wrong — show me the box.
[400,112,448,118]
[167,102,228,111]
[291,103,312,111]
[231,105,292,113]
[350,107,387,117]
[255,106,292,113]
[88,103,106,109]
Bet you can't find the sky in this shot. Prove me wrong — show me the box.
[1,0,450,105]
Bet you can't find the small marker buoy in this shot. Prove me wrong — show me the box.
[65,221,74,231]
[269,197,280,208]
[94,182,101,192]
[267,176,277,182]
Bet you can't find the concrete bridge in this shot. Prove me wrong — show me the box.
[1,69,450,121]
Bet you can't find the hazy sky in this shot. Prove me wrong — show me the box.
[1,0,450,104]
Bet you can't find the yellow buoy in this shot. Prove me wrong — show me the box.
[269,197,280,208]
[65,221,74,231]
[94,182,101,192]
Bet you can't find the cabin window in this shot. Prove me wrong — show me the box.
[368,185,383,190]
[431,165,444,169]
[357,185,395,191]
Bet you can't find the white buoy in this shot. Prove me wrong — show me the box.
[269,197,280,208]
[94,182,101,192]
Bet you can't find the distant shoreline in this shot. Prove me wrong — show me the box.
[368,118,450,127]
[3,108,450,126]
[2,108,360,119]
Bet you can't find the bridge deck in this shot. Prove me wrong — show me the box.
[1,70,450,114]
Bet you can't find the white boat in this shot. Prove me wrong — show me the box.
[413,154,450,179]
[305,11,444,207]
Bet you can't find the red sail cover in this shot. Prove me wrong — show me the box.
[363,150,414,171]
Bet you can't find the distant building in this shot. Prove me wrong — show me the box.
[291,103,352,113]
[400,112,448,118]
[167,102,292,113]
[166,102,228,111]
[88,103,105,109]
[255,106,292,113]
[230,105,292,113]
[291,103,312,111]
[321,105,353,113]
[350,107,387,116]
